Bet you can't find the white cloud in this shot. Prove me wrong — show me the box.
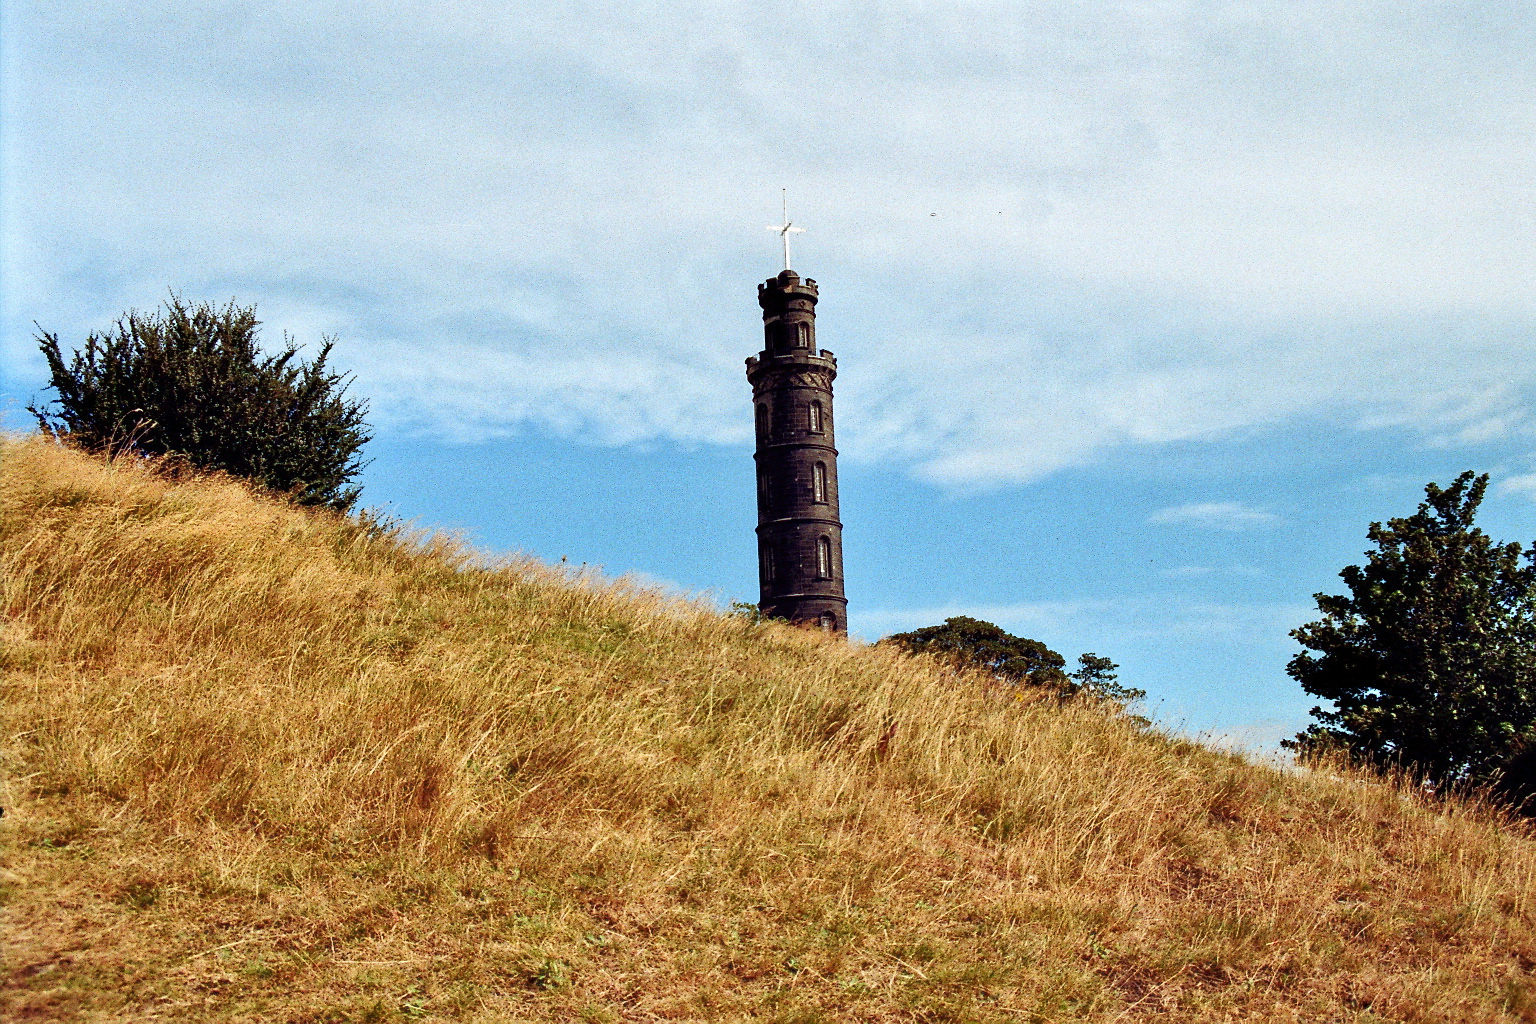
[1149,502,1279,530]
[1499,473,1536,502]
[4,1,1535,484]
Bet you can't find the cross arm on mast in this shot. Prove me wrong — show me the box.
[766,189,806,271]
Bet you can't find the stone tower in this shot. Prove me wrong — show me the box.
[747,268,848,632]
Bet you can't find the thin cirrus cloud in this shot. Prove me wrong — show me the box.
[1149,502,1280,531]
[1499,473,1536,502]
[3,1,1534,486]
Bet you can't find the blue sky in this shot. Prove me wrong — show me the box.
[4,1,1534,750]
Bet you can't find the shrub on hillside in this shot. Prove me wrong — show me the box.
[30,296,370,511]
[882,616,1144,706]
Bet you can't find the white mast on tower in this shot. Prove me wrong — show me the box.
[767,189,806,271]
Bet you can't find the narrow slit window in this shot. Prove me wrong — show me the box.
[808,401,822,433]
[756,403,768,439]
[813,462,827,503]
[761,545,775,582]
[796,322,811,348]
[757,467,768,508]
[817,536,832,578]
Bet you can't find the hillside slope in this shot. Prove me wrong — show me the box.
[2,437,1533,1023]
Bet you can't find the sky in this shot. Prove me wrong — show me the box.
[4,1,1534,751]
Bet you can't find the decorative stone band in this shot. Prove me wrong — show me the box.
[748,367,836,397]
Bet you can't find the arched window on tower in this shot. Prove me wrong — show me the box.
[818,612,837,631]
[817,536,832,579]
[757,467,768,510]
[808,401,822,433]
[796,322,811,348]
[812,462,827,503]
[755,403,768,440]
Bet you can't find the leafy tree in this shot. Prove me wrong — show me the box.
[1285,472,1536,809]
[30,296,370,511]
[1070,653,1146,706]
[883,616,1071,691]
[883,618,1144,711]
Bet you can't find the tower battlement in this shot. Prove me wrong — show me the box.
[745,349,837,378]
[758,269,818,301]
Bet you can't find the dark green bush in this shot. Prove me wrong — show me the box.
[31,296,370,511]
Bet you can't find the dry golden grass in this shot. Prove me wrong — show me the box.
[2,435,1533,1023]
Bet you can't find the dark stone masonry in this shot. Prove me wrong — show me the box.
[747,269,848,632]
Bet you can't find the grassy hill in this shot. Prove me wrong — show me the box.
[2,436,1533,1023]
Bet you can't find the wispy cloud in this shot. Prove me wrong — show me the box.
[1499,472,1536,502]
[4,2,1534,484]
[1149,502,1279,530]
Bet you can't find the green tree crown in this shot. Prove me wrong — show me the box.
[30,296,371,511]
[882,616,1143,707]
[1286,471,1536,809]
[883,616,1071,690]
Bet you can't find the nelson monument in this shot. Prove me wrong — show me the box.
[747,204,848,632]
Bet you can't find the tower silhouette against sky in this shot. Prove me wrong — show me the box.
[747,253,848,632]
